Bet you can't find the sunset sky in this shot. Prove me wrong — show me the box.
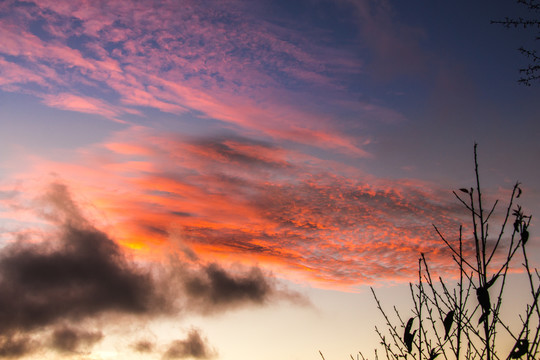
[1,0,540,359]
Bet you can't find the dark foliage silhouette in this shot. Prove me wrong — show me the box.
[321,145,539,359]
[358,145,540,359]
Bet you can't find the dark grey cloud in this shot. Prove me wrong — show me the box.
[170,211,193,217]
[0,184,169,334]
[183,263,271,312]
[0,223,167,333]
[50,326,103,353]
[132,340,155,353]
[0,182,306,344]
[182,227,276,257]
[188,136,292,170]
[163,329,215,360]
[38,182,88,227]
[0,335,36,359]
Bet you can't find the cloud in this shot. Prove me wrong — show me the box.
[0,183,168,334]
[0,181,305,342]
[182,263,272,314]
[0,334,37,359]
[163,329,216,360]
[185,137,293,170]
[0,0,380,156]
[132,340,155,353]
[7,127,467,289]
[50,326,103,354]
[42,93,125,121]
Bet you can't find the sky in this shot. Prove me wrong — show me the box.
[0,0,540,359]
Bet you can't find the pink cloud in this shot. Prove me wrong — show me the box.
[0,58,50,91]
[0,0,382,156]
[42,93,123,120]
[0,25,96,72]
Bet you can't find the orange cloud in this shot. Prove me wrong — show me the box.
[1,127,466,290]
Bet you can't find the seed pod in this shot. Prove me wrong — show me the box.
[509,339,528,358]
[403,317,415,353]
[443,310,454,339]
